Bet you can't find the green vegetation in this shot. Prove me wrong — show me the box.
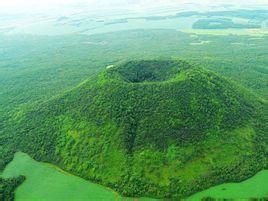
[0,28,267,200]
[2,59,265,199]
[3,152,267,201]
[192,18,260,29]
[188,170,268,200]
[3,152,155,201]
[0,176,25,201]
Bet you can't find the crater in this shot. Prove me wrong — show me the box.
[109,60,189,83]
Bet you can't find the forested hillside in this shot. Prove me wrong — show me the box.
[2,60,265,199]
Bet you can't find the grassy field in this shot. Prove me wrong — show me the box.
[2,152,156,201]
[188,170,268,200]
[2,152,267,201]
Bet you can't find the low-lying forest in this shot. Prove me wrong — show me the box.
[0,29,267,199]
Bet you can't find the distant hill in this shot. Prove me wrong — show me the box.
[8,60,266,199]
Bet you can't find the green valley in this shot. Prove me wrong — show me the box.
[0,2,267,201]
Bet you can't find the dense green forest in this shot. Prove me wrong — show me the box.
[0,176,25,201]
[0,29,267,199]
[1,59,266,199]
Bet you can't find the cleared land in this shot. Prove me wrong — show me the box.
[188,170,268,200]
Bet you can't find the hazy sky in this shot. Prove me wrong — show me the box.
[0,0,267,14]
[1,0,267,7]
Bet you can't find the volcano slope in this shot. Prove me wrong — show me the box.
[9,60,266,199]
